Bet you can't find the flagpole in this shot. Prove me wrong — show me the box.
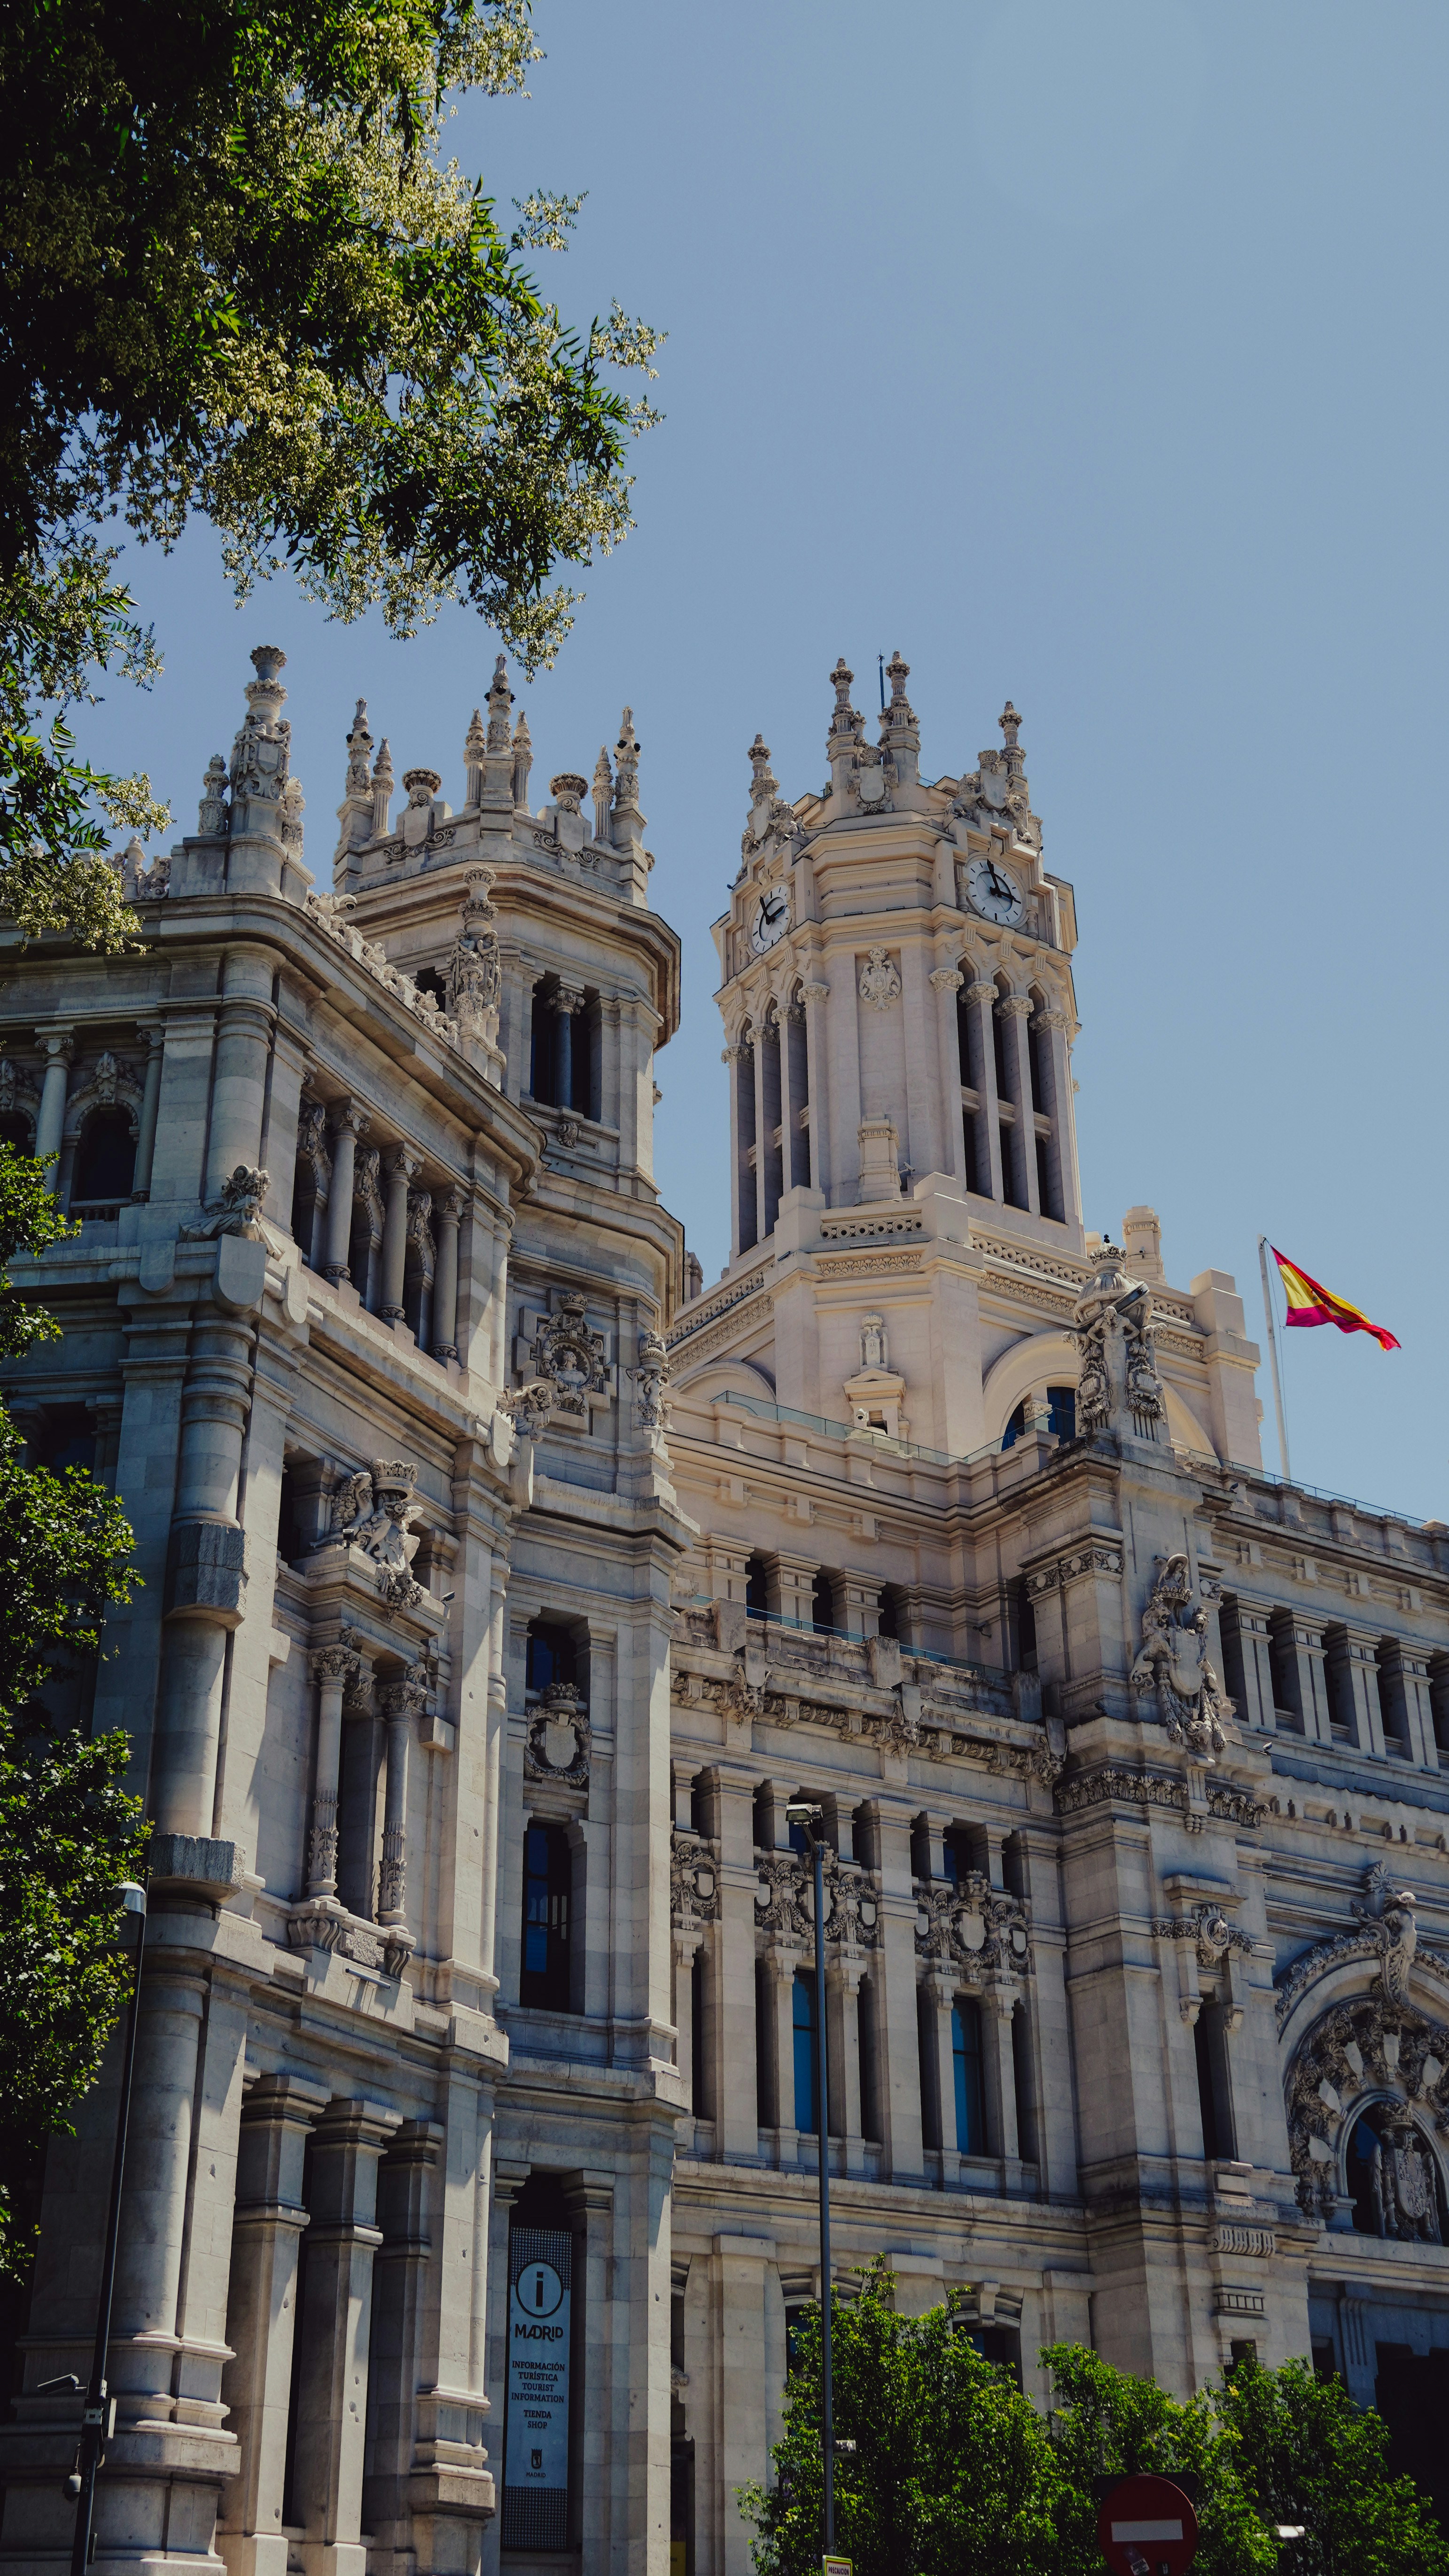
[1257,1233,1293,1483]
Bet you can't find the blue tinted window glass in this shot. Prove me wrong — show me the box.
[793,1974,817,2132]
[952,1998,987,2154]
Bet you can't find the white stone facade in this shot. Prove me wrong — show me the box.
[1,648,1448,2574]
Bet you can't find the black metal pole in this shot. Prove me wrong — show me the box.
[70,1895,146,2576]
[813,1829,834,2556]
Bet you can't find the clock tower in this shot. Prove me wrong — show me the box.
[699,656,1087,1457]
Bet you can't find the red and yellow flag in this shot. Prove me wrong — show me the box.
[1271,1247,1400,1352]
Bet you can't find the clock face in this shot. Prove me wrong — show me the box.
[749,888,790,954]
[964,853,1026,927]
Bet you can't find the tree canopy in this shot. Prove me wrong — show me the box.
[0,0,660,662]
[741,2264,1449,2576]
[0,1144,143,2280]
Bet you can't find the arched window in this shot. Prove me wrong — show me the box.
[1001,1386,1076,1450]
[792,1971,818,2132]
[520,1821,573,2012]
[71,1107,136,1206]
[0,1114,33,1156]
[953,1998,987,2154]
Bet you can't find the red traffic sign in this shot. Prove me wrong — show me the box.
[1096,2475,1199,2576]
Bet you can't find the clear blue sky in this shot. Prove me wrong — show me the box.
[76,0,1447,1521]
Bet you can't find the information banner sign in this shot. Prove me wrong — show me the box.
[502,2226,573,2550]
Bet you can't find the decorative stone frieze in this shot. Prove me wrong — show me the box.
[914,1876,1032,1976]
[670,1829,721,1929]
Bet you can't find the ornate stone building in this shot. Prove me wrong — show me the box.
[0,647,1447,2574]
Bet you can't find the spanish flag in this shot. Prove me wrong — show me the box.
[1271,1247,1400,1352]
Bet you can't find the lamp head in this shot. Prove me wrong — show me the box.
[115,1881,147,1917]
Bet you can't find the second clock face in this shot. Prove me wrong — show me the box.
[964,853,1026,926]
[750,889,790,953]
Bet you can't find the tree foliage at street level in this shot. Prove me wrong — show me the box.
[741,2264,1449,2576]
[0,1144,143,2281]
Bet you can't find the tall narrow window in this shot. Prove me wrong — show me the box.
[792,1972,818,2133]
[1194,2004,1235,2159]
[735,1033,757,1254]
[1378,1640,1411,1756]
[71,1108,135,1206]
[520,1822,573,2012]
[691,1947,705,2114]
[953,1997,987,2154]
[858,1979,880,2142]
[786,1000,810,1190]
[745,1554,770,1621]
[811,1570,836,1635]
[761,1011,783,1236]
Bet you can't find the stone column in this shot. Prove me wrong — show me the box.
[33,1028,74,1168]
[929,968,968,1189]
[218,2073,331,2576]
[767,1947,801,2162]
[308,1648,360,1901]
[964,984,1003,1200]
[998,994,1040,1214]
[559,2169,617,2557]
[801,979,829,1200]
[362,2120,442,2567]
[205,946,275,1200]
[151,1309,255,1839]
[433,1190,463,1361]
[713,2234,775,2576]
[702,1764,762,2161]
[290,2098,403,2576]
[324,1104,366,1284]
[1278,1614,1332,1739]
[132,1022,165,1201]
[672,1925,703,2128]
[1340,1626,1386,1755]
[378,1678,415,1936]
[870,1800,926,2185]
[826,1956,867,2175]
[381,1146,420,1321]
[1037,1008,1081,1227]
[982,1982,1021,2166]
[925,1973,959,2182]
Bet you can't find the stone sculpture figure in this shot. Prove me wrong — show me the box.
[1070,1241,1166,1440]
[1372,2120,1442,2243]
[1129,1551,1231,1760]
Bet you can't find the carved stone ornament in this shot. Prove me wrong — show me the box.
[1129,1553,1232,1762]
[627,1324,671,1433]
[915,1875,1032,1976]
[327,1459,425,1618]
[1071,1241,1166,1441]
[179,1164,271,1241]
[228,646,293,834]
[670,1828,720,1929]
[499,1378,558,1443]
[1152,1906,1251,1967]
[857,947,903,1012]
[753,1848,880,1949]
[1285,1988,1449,2230]
[1276,1859,1432,2031]
[524,1680,591,1790]
[529,1292,611,1422]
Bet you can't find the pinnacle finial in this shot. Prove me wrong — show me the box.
[486,656,513,753]
[344,699,373,798]
[828,657,862,743]
[998,701,1022,749]
[615,707,640,806]
[748,733,778,804]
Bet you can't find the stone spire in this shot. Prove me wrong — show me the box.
[748,733,778,807]
[512,710,533,812]
[880,649,920,788]
[335,698,376,859]
[611,707,644,846]
[464,706,487,808]
[371,736,395,840]
[826,656,863,799]
[197,754,229,839]
[481,655,515,808]
[227,645,293,848]
[999,700,1025,776]
[592,744,613,841]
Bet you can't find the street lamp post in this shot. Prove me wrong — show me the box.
[786,1803,834,2557]
[68,1879,147,2576]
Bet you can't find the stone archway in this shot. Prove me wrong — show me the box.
[1285,1991,1449,2237]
